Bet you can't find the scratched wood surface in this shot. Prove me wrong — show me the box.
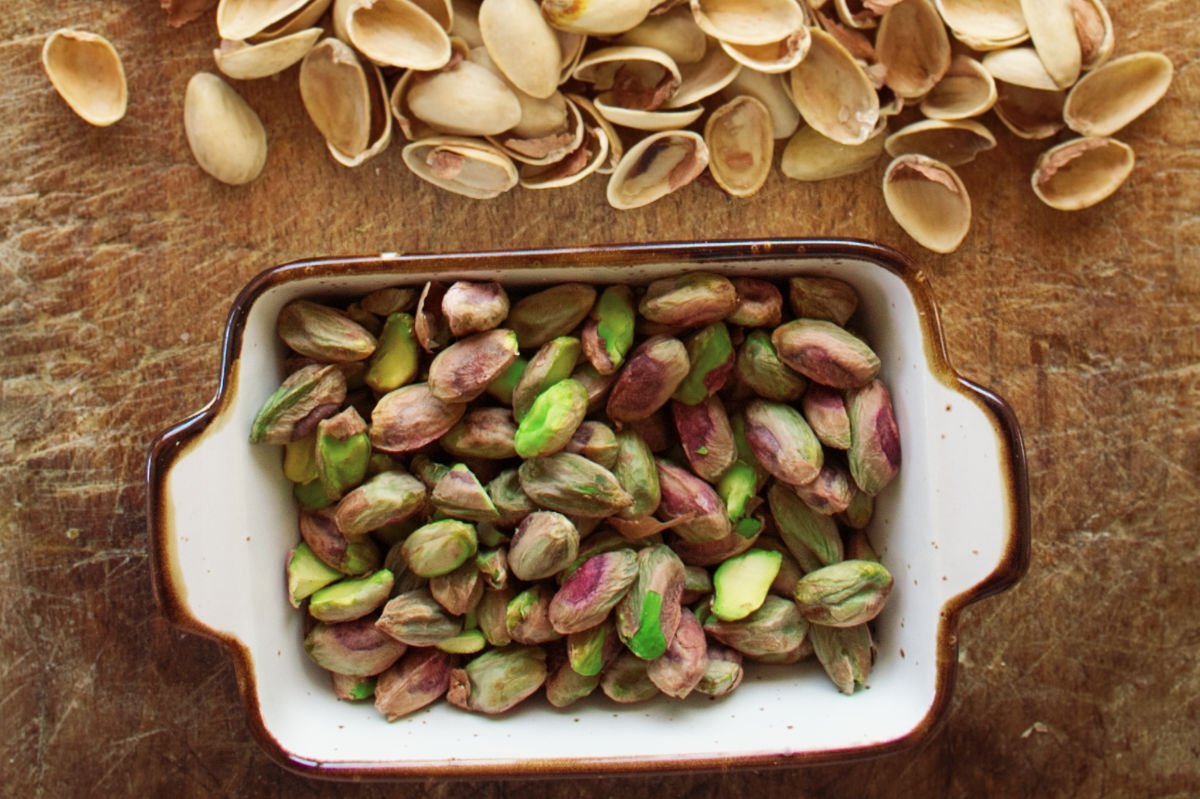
[2,0,1197,796]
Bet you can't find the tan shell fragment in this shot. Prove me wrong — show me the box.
[933,0,1027,51]
[666,45,742,107]
[1031,136,1133,211]
[835,0,879,29]
[253,0,333,40]
[217,0,312,40]
[557,32,588,84]
[690,0,808,46]
[490,94,585,165]
[884,119,996,167]
[328,64,393,167]
[406,58,523,136]
[449,0,485,47]
[213,28,321,80]
[42,30,127,127]
[519,115,610,189]
[183,72,268,185]
[346,0,453,71]
[300,38,375,157]
[875,0,950,99]
[1020,0,1080,89]
[994,82,1065,139]
[594,98,704,131]
[480,0,562,99]
[606,130,709,209]
[1063,52,1174,138]
[919,54,996,120]
[780,124,885,181]
[788,28,879,146]
[389,69,439,140]
[982,46,1060,91]
[719,28,810,75]
[704,96,773,197]
[574,46,682,111]
[882,154,971,254]
[570,92,624,173]
[1071,0,1113,71]
[403,137,519,198]
[617,6,708,66]
[542,0,659,36]
[726,68,799,139]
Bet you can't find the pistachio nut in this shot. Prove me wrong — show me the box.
[300,508,381,575]
[599,651,660,703]
[669,523,760,567]
[287,542,344,607]
[447,645,547,714]
[571,362,618,414]
[309,568,395,623]
[432,463,501,523]
[606,336,691,423]
[508,511,581,581]
[793,461,854,515]
[567,616,623,676]
[278,301,378,363]
[362,287,419,316]
[369,382,467,453]
[305,616,407,676]
[476,586,515,647]
[315,407,371,500]
[563,421,619,469]
[639,273,737,328]
[486,356,527,406]
[702,594,808,657]
[793,559,894,627]
[548,548,639,634]
[768,480,843,568]
[728,277,783,328]
[376,587,464,646]
[717,461,760,535]
[486,468,536,527]
[772,319,880,390]
[545,655,601,708]
[429,559,484,616]
[844,528,881,563]
[615,544,686,660]
[514,378,589,458]
[428,328,520,403]
[710,549,781,621]
[365,313,420,394]
[411,454,451,490]
[735,330,808,402]
[374,648,454,720]
[442,407,519,460]
[655,459,731,543]
[646,607,708,699]
[673,322,735,405]
[581,286,636,375]
[518,452,633,517]
[507,284,597,349]
[847,379,902,496]
[753,537,805,597]
[838,488,875,531]
[612,430,661,520]
[513,336,581,421]
[787,277,860,326]
[400,518,478,577]
[802,383,852,450]
[694,642,744,697]
[441,281,509,336]
[250,364,346,445]
[743,399,824,486]
[671,396,737,484]
[505,583,562,644]
[332,672,376,702]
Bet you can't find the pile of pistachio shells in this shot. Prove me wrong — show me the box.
[250,271,901,718]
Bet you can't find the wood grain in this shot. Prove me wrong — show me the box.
[2,1,1197,795]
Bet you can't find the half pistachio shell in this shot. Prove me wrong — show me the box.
[218,0,313,40]
[690,0,808,46]
[345,0,452,70]
[214,28,321,80]
[1031,136,1134,211]
[933,0,1028,51]
[300,38,375,157]
[518,112,610,189]
[704,96,773,198]
[184,72,268,185]
[616,6,708,66]
[982,46,1059,91]
[993,82,1065,140]
[1072,0,1114,72]
[42,30,127,127]
[329,63,393,167]
[480,0,562,98]
[781,124,885,181]
[919,54,997,120]
[406,57,523,137]
[719,30,810,75]
[606,130,710,210]
[884,119,996,167]
[541,0,659,36]
[254,0,334,40]
[788,28,879,146]
[1063,52,1174,138]
[667,46,742,108]
[402,137,519,198]
[1020,0,1080,89]
[726,69,799,139]
[882,154,971,254]
[875,0,949,99]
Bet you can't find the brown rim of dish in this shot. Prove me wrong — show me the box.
[145,238,1031,780]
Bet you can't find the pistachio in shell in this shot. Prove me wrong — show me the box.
[183,72,266,185]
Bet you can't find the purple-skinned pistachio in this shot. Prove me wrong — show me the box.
[508,511,581,581]
[728,277,783,328]
[567,617,623,677]
[600,651,660,704]
[309,569,395,623]
[610,514,695,542]
[847,379,902,496]
[638,272,738,327]
[300,508,381,575]
[768,481,843,568]
[802,383,852,449]
[671,396,737,484]
[613,430,661,520]
[744,399,825,486]
[507,283,597,349]
[564,421,619,469]
[369,383,466,453]
[793,560,894,627]
[615,544,686,660]
[606,336,690,423]
[673,323,735,405]
[793,461,854,515]
[376,588,463,646]
[477,586,515,647]
[250,364,347,445]
[514,378,589,458]
[694,642,743,697]
[581,285,636,375]
[646,608,708,699]
[427,329,520,403]
[655,459,731,543]
[486,469,535,527]
[414,281,451,353]
[447,645,547,715]
[361,287,418,316]
[429,560,484,616]
[518,452,633,518]
[332,672,376,701]
[810,623,873,695]
[787,276,860,326]
[546,653,602,708]
[277,300,378,363]
[506,583,562,644]
[624,408,674,453]
[702,595,809,658]
[400,519,478,577]
[443,281,509,336]
[570,362,616,414]
[513,336,581,421]
[548,548,639,634]
[474,546,509,590]
[558,529,635,583]
[305,616,407,676]
[334,470,426,536]
[442,407,519,460]
[772,319,881,390]
[838,487,875,530]
[844,529,881,562]
[365,312,420,394]
[431,464,500,523]
[374,648,455,720]
[736,330,809,402]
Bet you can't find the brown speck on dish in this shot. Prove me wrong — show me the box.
[899,649,905,658]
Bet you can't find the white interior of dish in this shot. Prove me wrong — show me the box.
[162,254,1016,769]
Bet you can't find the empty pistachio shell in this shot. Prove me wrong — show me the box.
[839,487,876,531]
[993,82,1065,140]
[1031,136,1135,212]
[402,137,519,199]
[606,130,710,209]
[374,648,454,720]
[479,0,561,98]
[507,284,597,349]
[690,0,807,46]
[278,301,379,363]
[875,0,950,98]
[1072,0,1114,71]
[616,6,707,65]
[377,588,464,645]
[719,30,809,75]
[884,119,997,167]
[983,46,1060,91]
[920,54,998,120]
[703,96,773,198]
[882,154,972,254]
[428,328,520,402]
[1063,52,1174,138]
[549,548,640,633]
[415,281,451,353]
[1020,0,1080,89]
[214,27,321,80]
[542,0,658,35]
[934,0,1028,51]
[370,382,467,452]
[305,616,407,676]
[184,72,267,185]
[218,0,311,40]
[793,559,893,626]
[345,0,452,70]
[42,29,127,127]
[726,68,799,140]
[847,378,902,496]
[789,29,879,146]
[299,38,376,158]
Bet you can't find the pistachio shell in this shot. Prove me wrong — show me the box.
[407,58,523,136]
[184,72,268,185]
[300,38,374,157]
[402,137,519,199]
[574,46,682,111]
[718,31,809,75]
[518,116,610,189]
[690,0,808,46]
[1063,52,1174,138]
[1071,0,1114,71]
[493,95,586,166]
[788,28,879,146]
[218,0,312,40]
[592,98,705,132]
[328,63,393,168]
[606,130,709,209]
[346,0,452,70]
[884,119,996,167]
[781,125,885,182]
[542,0,659,35]
[1020,0,1080,89]
[982,46,1059,91]
[919,55,997,120]
[213,28,321,80]
[1030,136,1134,211]
[875,0,950,99]
[993,82,1065,140]
[933,0,1028,51]
[725,69,799,139]
[570,92,624,174]
[254,0,334,40]
[704,96,773,198]
[480,0,562,98]
[616,7,708,66]
[42,30,127,127]
[882,154,971,254]
[666,45,742,108]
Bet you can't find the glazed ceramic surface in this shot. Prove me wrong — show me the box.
[147,240,1029,778]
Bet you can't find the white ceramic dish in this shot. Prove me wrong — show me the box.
[147,239,1029,778]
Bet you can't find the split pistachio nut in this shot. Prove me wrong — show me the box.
[447,645,547,714]
[309,569,395,623]
[286,542,343,607]
[793,560,894,627]
[567,617,622,677]
[513,336,581,420]
[315,407,370,500]
[365,313,420,394]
